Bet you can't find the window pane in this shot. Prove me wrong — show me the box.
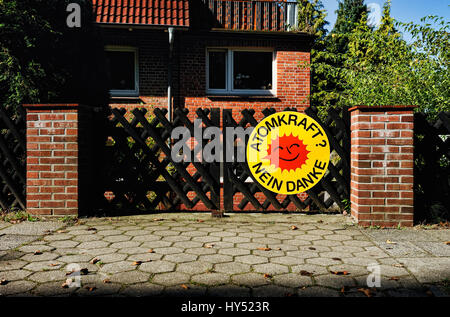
[208,51,226,89]
[106,51,136,91]
[233,52,272,90]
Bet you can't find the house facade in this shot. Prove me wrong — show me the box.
[93,0,312,120]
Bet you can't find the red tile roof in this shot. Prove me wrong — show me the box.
[92,0,190,27]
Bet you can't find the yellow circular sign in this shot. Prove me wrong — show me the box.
[246,111,330,195]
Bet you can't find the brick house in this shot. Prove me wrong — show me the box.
[92,0,312,120]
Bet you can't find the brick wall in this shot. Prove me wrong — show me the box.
[349,106,415,227]
[24,104,79,215]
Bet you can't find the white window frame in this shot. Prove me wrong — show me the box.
[105,46,139,97]
[206,48,276,96]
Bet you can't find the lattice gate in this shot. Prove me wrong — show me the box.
[100,106,350,214]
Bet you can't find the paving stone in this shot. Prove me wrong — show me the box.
[153,230,181,237]
[273,273,313,288]
[164,253,198,263]
[76,282,122,296]
[82,247,118,256]
[175,261,212,275]
[375,241,429,257]
[341,257,379,267]
[48,240,79,248]
[208,285,250,297]
[253,249,285,257]
[394,257,450,283]
[235,255,268,265]
[109,241,140,249]
[32,281,78,296]
[18,244,54,253]
[180,231,205,237]
[131,235,162,242]
[313,240,343,247]
[95,253,127,263]
[95,230,124,236]
[214,262,251,274]
[0,260,28,271]
[238,232,265,239]
[0,269,32,281]
[43,234,74,241]
[0,235,39,251]
[218,248,250,256]
[222,236,251,244]
[291,264,329,276]
[306,257,342,266]
[123,230,153,236]
[139,260,176,273]
[284,239,313,246]
[21,252,59,262]
[210,231,237,238]
[0,221,62,236]
[58,254,92,263]
[298,286,340,297]
[164,284,207,297]
[78,241,109,250]
[128,251,163,261]
[199,254,233,264]
[314,275,356,289]
[99,261,136,274]
[109,271,150,284]
[28,270,67,283]
[192,272,230,286]
[23,261,64,271]
[192,236,222,243]
[231,273,271,287]
[162,235,192,242]
[152,272,190,286]
[252,285,293,297]
[172,241,203,249]
[252,263,289,275]
[185,247,217,255]
[412,241,450,257]
[286,250,318,259]
[140,241,172,249]
[120,283,164,297]
[271,256,303,266]
[0,280,36,296]
[72,234,104,242]
[343,240,374,248]
[103,235,131,243]
[354,275,401,290]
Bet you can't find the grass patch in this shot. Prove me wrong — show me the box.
[0,210,39,223]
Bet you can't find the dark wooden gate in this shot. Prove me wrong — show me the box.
[100,105,350,214]
[222,106,350,212]
[414,111,450,222]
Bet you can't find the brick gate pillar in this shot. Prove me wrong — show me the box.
[349,105,416,227]
[24,104,80,216]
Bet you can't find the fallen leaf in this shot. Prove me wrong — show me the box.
[0,279,9,285]
[49,263,60,267]
[284,293,294,297]
[275,248,282,250]
[80,268,89,275]
[257,247,272,251]
[203,244,215,248]
[332,258,342,261]
[300,270,313,277]
[317,220,324,223]
[263,273,272,279]
[90,258,100,265]
[290,225,298,230]
[340,286,350,293]
[331,271,349,275]
[445,241,450,245]
[87,227,97,231]
[132,261,142,266]
[61,278,73,288]
[426,290,434,297]
[103,279,111,284]
[386,240,397,245]
[308,247,316,250]
[197,219,205,223]
[181,284,189,290]
[393,263,405,268]
[147,249,155,253]
[85,286,96,292]
[357,288,372,297]
[389,277,400,281]
[153,218,164,221]
[33,250,42,255]
[56,230,67,233]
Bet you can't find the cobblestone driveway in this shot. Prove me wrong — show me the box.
[0,213,449,297]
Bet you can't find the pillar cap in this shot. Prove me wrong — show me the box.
[23,104,80,110]
[348,105,417,112]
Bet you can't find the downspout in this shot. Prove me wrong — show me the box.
[167,27,174,122]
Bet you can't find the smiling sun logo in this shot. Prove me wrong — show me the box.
[263,134,310,172]
[247,111,330,195]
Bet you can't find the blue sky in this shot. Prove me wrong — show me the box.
[321,0,449,41]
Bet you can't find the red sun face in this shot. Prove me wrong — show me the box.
[263,134,310,172]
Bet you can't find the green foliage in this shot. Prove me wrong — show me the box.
[0,0,109,113]
[341,1,449,117]
[0,210,39,223]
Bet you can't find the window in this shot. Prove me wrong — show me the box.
[206,49,275,96]
[105,47,139,97]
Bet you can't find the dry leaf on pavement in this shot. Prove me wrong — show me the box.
[90,258,100,265]
[0,279,9,285]
[181,284,189,290]
[357,288,373,297]
[33,250,42,255]
[299,270,313,277]
[147,249,155,253]
[263,273,272,279]
[330,271,349,275]
[386,240,397,245]
[257,247,272,251]
[290,225,298,230]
